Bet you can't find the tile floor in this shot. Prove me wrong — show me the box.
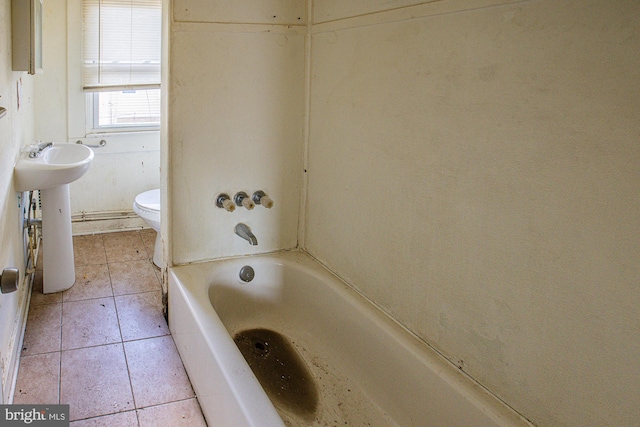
[13,230,208,426]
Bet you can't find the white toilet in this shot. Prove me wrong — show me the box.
[133,189,162,268]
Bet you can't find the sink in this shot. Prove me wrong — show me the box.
[13,143,95,294]
[14,143,94,191]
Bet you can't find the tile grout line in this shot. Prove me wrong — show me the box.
[58,290,63,405]
[108,239,143,426]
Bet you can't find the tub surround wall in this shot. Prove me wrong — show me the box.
[0,0,35,402]
[305,1,640,426]
[173,0,305,24]
[313,0,446,22]
[167,0,640,426]
[168,0,306,263]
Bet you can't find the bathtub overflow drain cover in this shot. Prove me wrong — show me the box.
[239,265,255,282]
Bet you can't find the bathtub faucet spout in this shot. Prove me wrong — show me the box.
[235,223,258,246]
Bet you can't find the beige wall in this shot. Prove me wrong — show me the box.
[167,4,306,263]
[306,1,640,426]
[0,0,35,402]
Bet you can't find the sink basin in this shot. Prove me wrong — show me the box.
[14,143,94,191]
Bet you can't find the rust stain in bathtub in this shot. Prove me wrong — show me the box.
[234,328,319,421]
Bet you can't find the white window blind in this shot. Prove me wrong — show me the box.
[83,0,161,91]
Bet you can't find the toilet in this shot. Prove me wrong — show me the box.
[133,189,162,268]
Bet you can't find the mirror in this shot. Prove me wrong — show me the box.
[12,0,43,74]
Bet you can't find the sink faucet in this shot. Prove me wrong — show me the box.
[235,223,258,246]
[28,142,53,158]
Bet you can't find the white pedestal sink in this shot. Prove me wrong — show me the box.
[15,143,94,294]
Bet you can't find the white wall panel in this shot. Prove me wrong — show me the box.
[314,0,437,23]
[306,1,640,426]
[174,0,306,24]
[169,26,305,263]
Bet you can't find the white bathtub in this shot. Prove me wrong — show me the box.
[169,251,531,427]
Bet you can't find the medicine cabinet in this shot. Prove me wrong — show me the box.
[12,0,43,74]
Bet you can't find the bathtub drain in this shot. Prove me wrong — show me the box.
[233,328,318,421]
[253,339,269,356]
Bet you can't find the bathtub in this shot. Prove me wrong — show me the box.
[169,251,531,427]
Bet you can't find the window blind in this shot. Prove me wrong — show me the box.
[83,0,161,91]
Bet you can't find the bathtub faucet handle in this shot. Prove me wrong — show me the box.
[235,223,258,246]
[234,191,255,210]
[251,191,274,209]
[216,193,236,212]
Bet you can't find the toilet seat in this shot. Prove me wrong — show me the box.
[133,189,160,228]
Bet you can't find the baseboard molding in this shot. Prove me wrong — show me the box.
[4,244,37,404]
[71,210,148,235]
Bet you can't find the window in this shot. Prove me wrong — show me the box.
[82,0,162,132]
[92,89,161,129]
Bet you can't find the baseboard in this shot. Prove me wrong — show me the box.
[4,247,37,403]
[71,210,148,235]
